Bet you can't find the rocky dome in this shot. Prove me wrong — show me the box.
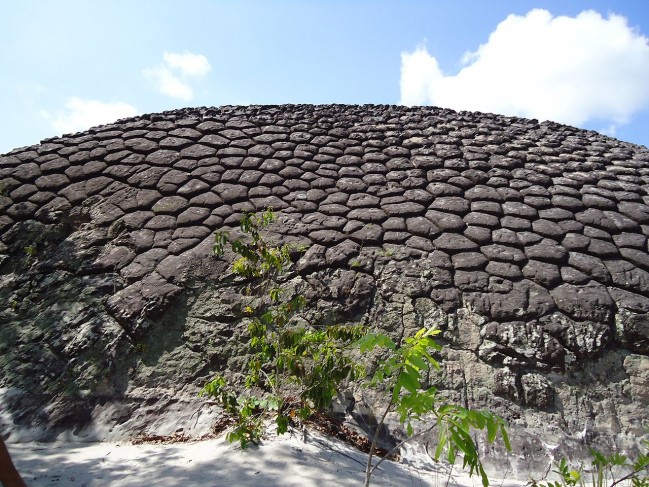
[1,104,648,477]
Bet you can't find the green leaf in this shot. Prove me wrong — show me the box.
[266,396,282,411]
[438,403,458,416]
[396,369,419,394]
[609,452,627,466]
[569,470,581,483]
[407,353,427,371]
[590,448,607,466]
[478,464,489,487]
[213,231,229,256]
[486,418,497,443]
[422,337,443,351]
[269,287,283,302]
[435,425,447,460]
[467,410,486,429]
[406,422,414,436]
[356,334,379,352]
[500,423,511,450]
[449,428,471,456]
[276,414,289,435]
[404,363,422,382]
[375,333,397,350]
[447,444,456,464]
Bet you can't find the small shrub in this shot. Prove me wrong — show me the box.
[201,209,365,444]
[532,440,649,487]
[358,327,510,487]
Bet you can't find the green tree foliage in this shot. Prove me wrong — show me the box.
[358,327,510,487]
[532,440,649,487]
[201,209,365,446]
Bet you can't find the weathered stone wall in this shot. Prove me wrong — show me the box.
[1,105,648,477]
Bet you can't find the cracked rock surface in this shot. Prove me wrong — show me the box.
[1,105,648,477]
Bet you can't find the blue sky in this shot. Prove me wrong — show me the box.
[1,0,649,154]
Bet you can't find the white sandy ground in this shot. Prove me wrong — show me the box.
[6,427,528,487]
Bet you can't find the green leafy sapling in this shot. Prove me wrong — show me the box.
[532,439,649,487]
[201,209,365,445]
[357,327,511,487]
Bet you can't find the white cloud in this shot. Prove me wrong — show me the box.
[600,124,618,137]
[144,51,212,101]
[143,65,194,101]
[42,97,138,134]
[400,9,649,130]
[163,52,211,77]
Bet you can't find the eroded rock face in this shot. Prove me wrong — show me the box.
[1,105,648,477]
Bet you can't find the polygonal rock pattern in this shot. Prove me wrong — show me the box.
[1,105,649,475]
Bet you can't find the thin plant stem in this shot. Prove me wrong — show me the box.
[369,423,438,477]
[365,396,395,487]
[609,466,649,487]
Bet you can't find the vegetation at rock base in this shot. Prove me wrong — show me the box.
[358,326,510,487]
[200,209,365,446]
[201,209,510,486]
[531,441,649,487]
